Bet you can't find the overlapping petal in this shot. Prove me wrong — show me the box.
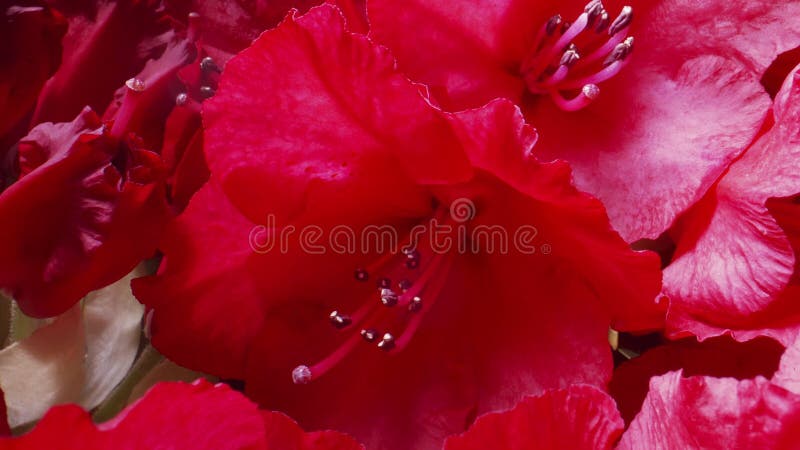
[0,108,169,317]
[664,68,800,342]
[0,380,361,449]
[367,0,791,242]
[443,385,624,450]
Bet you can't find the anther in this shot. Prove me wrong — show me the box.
[545,15,562,35]
[361,328,378,342]
[354,268,369,282]
[404,249,421,269]
[608,6,633,36]
[292,365,312,385]
[595,11,609,32]
[408,296,423,312]
[377,333,396,351]
[200,56,221,73]
[200,86,216,99]
[603,36,634,66]
[175,92,188,106]
[329,310,352,329]
[582,83,601,100]
[125,77,146,92]
[585,0,605,25]
[560,46,581,67]
[380,289,399,307]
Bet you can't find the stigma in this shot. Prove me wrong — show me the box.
[521,1,634,111]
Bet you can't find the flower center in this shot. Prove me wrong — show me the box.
[522,0,634,111]
[291,210,460,384]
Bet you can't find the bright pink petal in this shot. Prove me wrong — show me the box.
[664,68,800,341]
[203,4,472,223]
[618,371,800,449]
[773,337,800,394]
[444,385,623,450]
[0,108,169,317]
[0,380,267,449]
[610,336,784,424]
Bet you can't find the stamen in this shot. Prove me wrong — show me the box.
[550,84,600,112]
[291,211,461,384]
[199,86,216,99]
[377,333,396,351]
[520,2,634,111]
[361,328,378,342]
[175,92,188,106]
[329,310,352,329]
[200,56,221,73]
[608,6,633,36]
[380,289,399,307]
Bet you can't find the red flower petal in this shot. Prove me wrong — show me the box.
[31,0,172,125]
[610,335,783,424]
[664,68,800,341]
[203,4,472,223]
[261,411,363,450]
[132,182,262,379]
[0,108,169,317]
[1,380,266,449]
[451,99,664,331]
[443,385,623,450]
[618,371,800,449]
[164,0,325,64]
[0,3,66,139]
[368,0,784,242]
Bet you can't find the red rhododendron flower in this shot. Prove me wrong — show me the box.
[446,371,800,449]
[663,66,800,343]
[0,380,362,449]
[364,0,800,243]
[133,5,662,449]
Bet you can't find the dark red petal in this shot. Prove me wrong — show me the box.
[132,182,262,379]
[450,99,664,331]
[164,0,324,64]
[664,68,800,341]
[0,380,266,449]
[444,385,623,450]
[618,371,800,449]
[610,335,784,424]
[262,411,363,450]
[0,3,66,138]
[203,4,472,223]
[102,34,196,149]
[0,108,170,317]
[31,0,171,125]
